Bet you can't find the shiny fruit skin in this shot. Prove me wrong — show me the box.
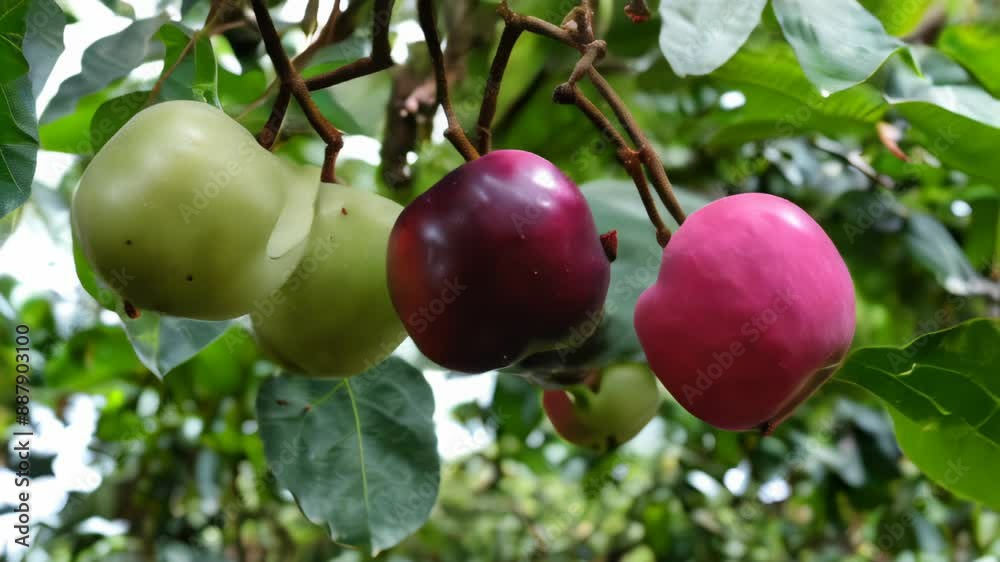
[253,184,406,377]
[387,150,611,373]
[634,193,856,431]
[72,100,316,320]
[543,364,661,451]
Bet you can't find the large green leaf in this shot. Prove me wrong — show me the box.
[773,0,913,94]
[41,15,169,123]
[257,358,439,554]
[119,310,232,379]
[706,43,887,147]
[517,180,711,372]
[937,24,1000,98]
[155,22,218,105]
[0,0,30,82]
[836,319,1000,510]
[884,51,1000,182]
[23,0,66,97]
[657,0,768,76]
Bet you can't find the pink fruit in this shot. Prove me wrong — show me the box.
[634,193,855,431]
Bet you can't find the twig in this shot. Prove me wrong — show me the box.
[814,136,896,190]
[251,0,344,181]
[475,24,522,154]
[303,0,395,90]
[416,0,481,162]
[497,3,687,229]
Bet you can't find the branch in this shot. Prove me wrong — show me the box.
[303,0,395,90]
[416,0,480,162]
[475,23,522,154]
[251,0,343,181]
[496,1,687,240]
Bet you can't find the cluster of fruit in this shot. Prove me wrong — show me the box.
[73,101,856,449]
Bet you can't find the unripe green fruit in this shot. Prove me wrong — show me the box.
[542,364,661,451]
[72,101,318,320]
[253,184,406,377]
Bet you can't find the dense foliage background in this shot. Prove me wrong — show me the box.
[1,0,999,560]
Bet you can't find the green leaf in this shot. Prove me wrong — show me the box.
[119,309,232,379]
[837,319,1000,510]
[962,192,999,274]
[155,22,218,105]
[23,0,66,97]
[0,0,30,82]
[706,43,887,147]
[858,0,933,36]
[904,212,997,298]
[884,51,1000,182]
[657,0,768,76]
[39,86,112,154]
[773,0,914,94]
[490,375,542,439]
[0,205,21,249]
[42,15,169,123]
[45,326,146,390]
[518,180,711,371]
[938,24,1000,98]
[257,358,439,554]
[89,91,150,153]
[0,74,36,218]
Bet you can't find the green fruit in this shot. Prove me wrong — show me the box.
[72,100,319,320]
[542,364,661,451]
[253,184,406,377]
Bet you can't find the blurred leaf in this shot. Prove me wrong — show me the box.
[657,0,767,76]
[0,205,21,249]
[858,0,933,35]
[884,49,1000,182]
[155,23,218,105]
[120,310,232,379]
[904,212,997,298]
[40,87,113,154]
[89,91,149,153]
[707,43,887,147]
[46,326,146,390]
[518,180,711,371]
[938,24,1000,97]
[961,192,999,273]
[23,0,67,97]
[490,375,542,439]
[773,0,914,94]
[42,15,169,123]
[837,318,1000,510]
[257,358,439,554]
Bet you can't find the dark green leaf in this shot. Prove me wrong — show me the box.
[657,0,768,76]
[490,375,542,439]
[904,212,997,298]
[89,91,150,153]
[837,319,1000,510]
[23,0,66,97]
[773,0,914,94]
[155,23,218,105]
[0,0,30,82]
[0,75,37,218]
[42,15,169,123]
[257,358,439,554]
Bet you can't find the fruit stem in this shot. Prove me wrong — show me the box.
[251,0,345,181]
[416,0,481,162]
[475,22,523,155]
[497,1,687,239]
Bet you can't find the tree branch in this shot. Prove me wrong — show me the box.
[303,0,396,90]
[475,23,522,154]
[416,0,480,162]
[251,0,343,181]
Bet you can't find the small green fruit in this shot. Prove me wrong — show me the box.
[543,364,661,451]
[253,184,406,377]
[72,101,318,320]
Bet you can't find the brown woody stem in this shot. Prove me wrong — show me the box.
[475,23,523,154]
[251,0,343,181]
[304,0,395,90]
[416,0,481,162]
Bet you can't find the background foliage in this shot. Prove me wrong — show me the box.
[1,0,1000,561]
